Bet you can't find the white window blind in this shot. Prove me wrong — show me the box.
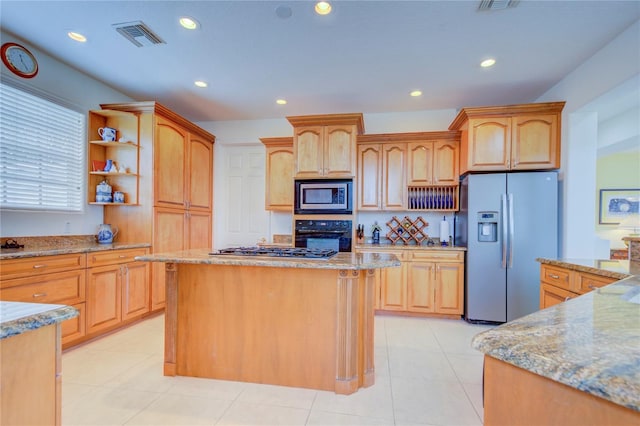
[0,83,85,212]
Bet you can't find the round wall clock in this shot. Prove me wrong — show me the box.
[1,42,39,78]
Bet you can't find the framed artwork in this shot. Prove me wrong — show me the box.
[598,188,640,225]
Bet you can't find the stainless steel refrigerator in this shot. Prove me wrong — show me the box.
[455,171,558,323]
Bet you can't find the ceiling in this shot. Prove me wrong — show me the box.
[1,1,639,122]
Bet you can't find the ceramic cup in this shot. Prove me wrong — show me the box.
[114,191,125,203]
[98,127,117,141]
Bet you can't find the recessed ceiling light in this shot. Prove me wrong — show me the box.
[276,99,287,105]
[68,32,87,42]
[410,90,422,97]
[315,1,332,15]
[179,17,199,30]
[194,81,208,88]
[481,58,496,68]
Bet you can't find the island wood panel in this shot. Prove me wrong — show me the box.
[166,263,375,394]
[484,355,640,426]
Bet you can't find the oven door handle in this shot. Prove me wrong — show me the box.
[296,230,348,234]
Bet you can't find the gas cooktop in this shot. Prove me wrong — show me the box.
[210,247,338,259]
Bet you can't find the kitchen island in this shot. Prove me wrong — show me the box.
[136,249,400,394]
[472,260,640,425]
[1,301,78,426]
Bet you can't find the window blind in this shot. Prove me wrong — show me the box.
[0,83,85,212]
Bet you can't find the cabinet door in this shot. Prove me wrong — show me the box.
[265,146,294,210]
[467,118,511,171]
[187,211,212,250]
[434,262,464,314]
[122,261,150,321]
[152,207,186,311]
[86,265,122,334]
[382,143,407,210]
[511,114,559,170]
[407,261,435,313]
[407,141,434,185]
[188,135,213,211]
[540,283,577,309]
[433,140,459,185]
[294,126,324,178]
[62,303,85,346]
[380,261,407,311]
[357,144,381,210]
[155,117,187,208]
[324,125,356,177]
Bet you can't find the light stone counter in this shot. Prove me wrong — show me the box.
[0,235,150,260]
[537,257,635,280]
[355,243,466,251]
[136,248,401,270]
[0,301,78,339]
[472,271,640,412]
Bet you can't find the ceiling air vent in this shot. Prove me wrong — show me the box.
[113,21,165,47]
[478,0,519,11]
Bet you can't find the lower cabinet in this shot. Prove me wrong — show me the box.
[358,247,464,317]
[539,263,619,309]
[87,248,150,335]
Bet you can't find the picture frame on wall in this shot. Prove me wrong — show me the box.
[598,188,640,225]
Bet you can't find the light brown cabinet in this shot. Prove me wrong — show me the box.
[539,263,618,309]
[261,137,294,211]
[86,248,150,334]
[287,113,364,178]
[0,253,87,346]
[449,102,565,174]
[87,109,140,206]
[357,132,460,211]
[357,247,464,317]
[100,102,215,312]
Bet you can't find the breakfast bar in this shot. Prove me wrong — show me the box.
[472,260,640,425]
[136,249,400,395]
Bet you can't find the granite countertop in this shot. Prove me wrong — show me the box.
[0,238,151,260]
[356,243,466,251]
[537,257,636,280]
[136,248,401,270]
[0,301,79,339]
[472,273,640,412]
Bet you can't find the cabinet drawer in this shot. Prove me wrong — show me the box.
[357,248,408,260]
[0,270,86,305]
[576,272,616,294]
[87,248,148,267]
[410,250,464,262]
[0,253,86,280]
[540,265,571,291]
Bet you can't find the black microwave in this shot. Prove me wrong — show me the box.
[294,179,352,214]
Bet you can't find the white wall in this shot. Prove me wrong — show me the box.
[535,20,640,258]
[0,31,134,238]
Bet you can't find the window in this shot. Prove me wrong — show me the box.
[0,82,85,212]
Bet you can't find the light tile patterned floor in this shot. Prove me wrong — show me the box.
[62,314,493,425]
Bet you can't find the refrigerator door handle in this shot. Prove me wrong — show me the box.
[508,193,514,269]
[501,193,508,268]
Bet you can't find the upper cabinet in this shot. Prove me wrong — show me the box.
[449,102,565,174]
[287,113,364,178]
[261,137,294,211]
[357,132,460,212]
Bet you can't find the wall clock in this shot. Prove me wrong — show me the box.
[1,42,39,78]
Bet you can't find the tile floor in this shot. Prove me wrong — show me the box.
[62,314,493,425]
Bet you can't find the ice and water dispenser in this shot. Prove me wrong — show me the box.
[477,211,498,242]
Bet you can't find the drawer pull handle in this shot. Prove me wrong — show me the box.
[32,264,47,269]
[118,255,127,258]
[32,292,47,298]
[549,273,560,279]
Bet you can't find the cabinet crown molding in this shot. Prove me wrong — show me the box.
[286,113,365,134]
[260,137,293,147]
[448,101,566,130]
[358,130,460,144]
[100,101,216,143]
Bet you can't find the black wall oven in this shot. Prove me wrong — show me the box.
[295,219,352,252]
[294,179,352,215]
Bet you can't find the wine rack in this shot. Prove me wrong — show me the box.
[407,185,458,211]
[386,216,429,245]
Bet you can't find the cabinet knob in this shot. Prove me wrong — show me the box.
[549,273,560,279]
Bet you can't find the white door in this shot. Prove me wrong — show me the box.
[215,144,269,248]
